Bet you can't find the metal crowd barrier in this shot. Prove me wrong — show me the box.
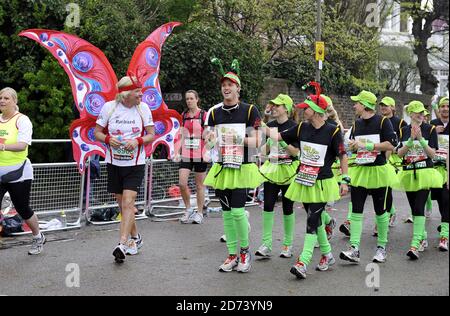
[1,140,265,235]
[84,159,149,226]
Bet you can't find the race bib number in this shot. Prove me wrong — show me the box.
[269,146,292,165]
[300,142,327,167]
[435,135,449,162]
[355,135,380,165]
[185,138,201,150]
[112,146,134,161]
[217,124,246,169]
[295,164,320,187]
[404,140,427,165]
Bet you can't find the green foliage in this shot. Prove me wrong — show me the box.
[160,23,265,109]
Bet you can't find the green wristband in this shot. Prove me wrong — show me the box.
[266,138,274,148]
[365,143,375,151]
[406,138,414,148]
[279,141,288,149]
[432,103,439,110]
[419,138,428,148]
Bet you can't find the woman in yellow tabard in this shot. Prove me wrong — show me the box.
[0,87,45,255]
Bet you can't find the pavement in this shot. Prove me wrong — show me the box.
[0,191,448,296]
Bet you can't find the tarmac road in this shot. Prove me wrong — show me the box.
[0,191,448,296]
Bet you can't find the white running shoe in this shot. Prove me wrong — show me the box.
[418,239,428,252]
[279,245,293,258]
[219,255,238,272]
[290,261,307,279]
[255,245,271,258]
[316,253,336,271]
[439,238,449,252]
[113,244,127,263]
[191,212,204,224]
[180,208,194,224]
[236,249,252,273]
[125,239,138,256]
[340,246,360,263]
[372,246,387,263]
[28,233,46,255]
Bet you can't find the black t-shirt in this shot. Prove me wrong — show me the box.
[350,114,397,166]
[281,121,345,180]
[389,116,407,136]
[207,102,261,164]
[266,119,299,161]
[398,123,438,169]
[430,118,450,135]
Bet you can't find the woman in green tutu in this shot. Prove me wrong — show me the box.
[397,101,443,260]
[267,85,349,279]
[256,94,300,259]
[339,90,398,265]
[204,59,263,273]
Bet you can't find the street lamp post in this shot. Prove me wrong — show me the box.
[315,0,322,83]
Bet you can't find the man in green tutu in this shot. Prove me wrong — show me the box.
[204,59,263,273]
[340,90,398,264]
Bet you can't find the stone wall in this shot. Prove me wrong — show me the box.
[259,78,434,129]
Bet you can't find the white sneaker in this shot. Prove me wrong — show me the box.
[220,234,227,243]
[439,238,449,252]
[191,212,204,224]
[125,239,138,256]
[113,244,127,263]
[219,255,238,272]
[404,216,414,224]
[340,246,360,263]
[290,261,307,279]
[180,208,194,224]
[255,245,271,258]
[28,233,46,255]
[236,249,252,273]
[418,240,428,252]
[372,246,387,263]
[316,253,336,271]
[389,214,397,227]
[279,245,293,258]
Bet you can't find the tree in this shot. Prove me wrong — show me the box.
[399,0,449,94]
[160,23,265,108]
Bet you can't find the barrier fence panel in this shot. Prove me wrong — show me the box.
[9,162,85,235]
[148,159,210,221]
[84,160,149,225]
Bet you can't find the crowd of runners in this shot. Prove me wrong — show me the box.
[1,58,448,280]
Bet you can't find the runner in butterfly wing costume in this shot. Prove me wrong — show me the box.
[19,22,182,173]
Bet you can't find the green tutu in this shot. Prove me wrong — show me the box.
[259,160,300,185]
[204,163,264,190]
[349,164,399,189]
[435,165,448,184]
[396,168,444,192]
[285,177,341,203]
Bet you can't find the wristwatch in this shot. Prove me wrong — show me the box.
[342,176,351,185]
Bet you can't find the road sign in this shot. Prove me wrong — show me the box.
[316,41,325,61]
